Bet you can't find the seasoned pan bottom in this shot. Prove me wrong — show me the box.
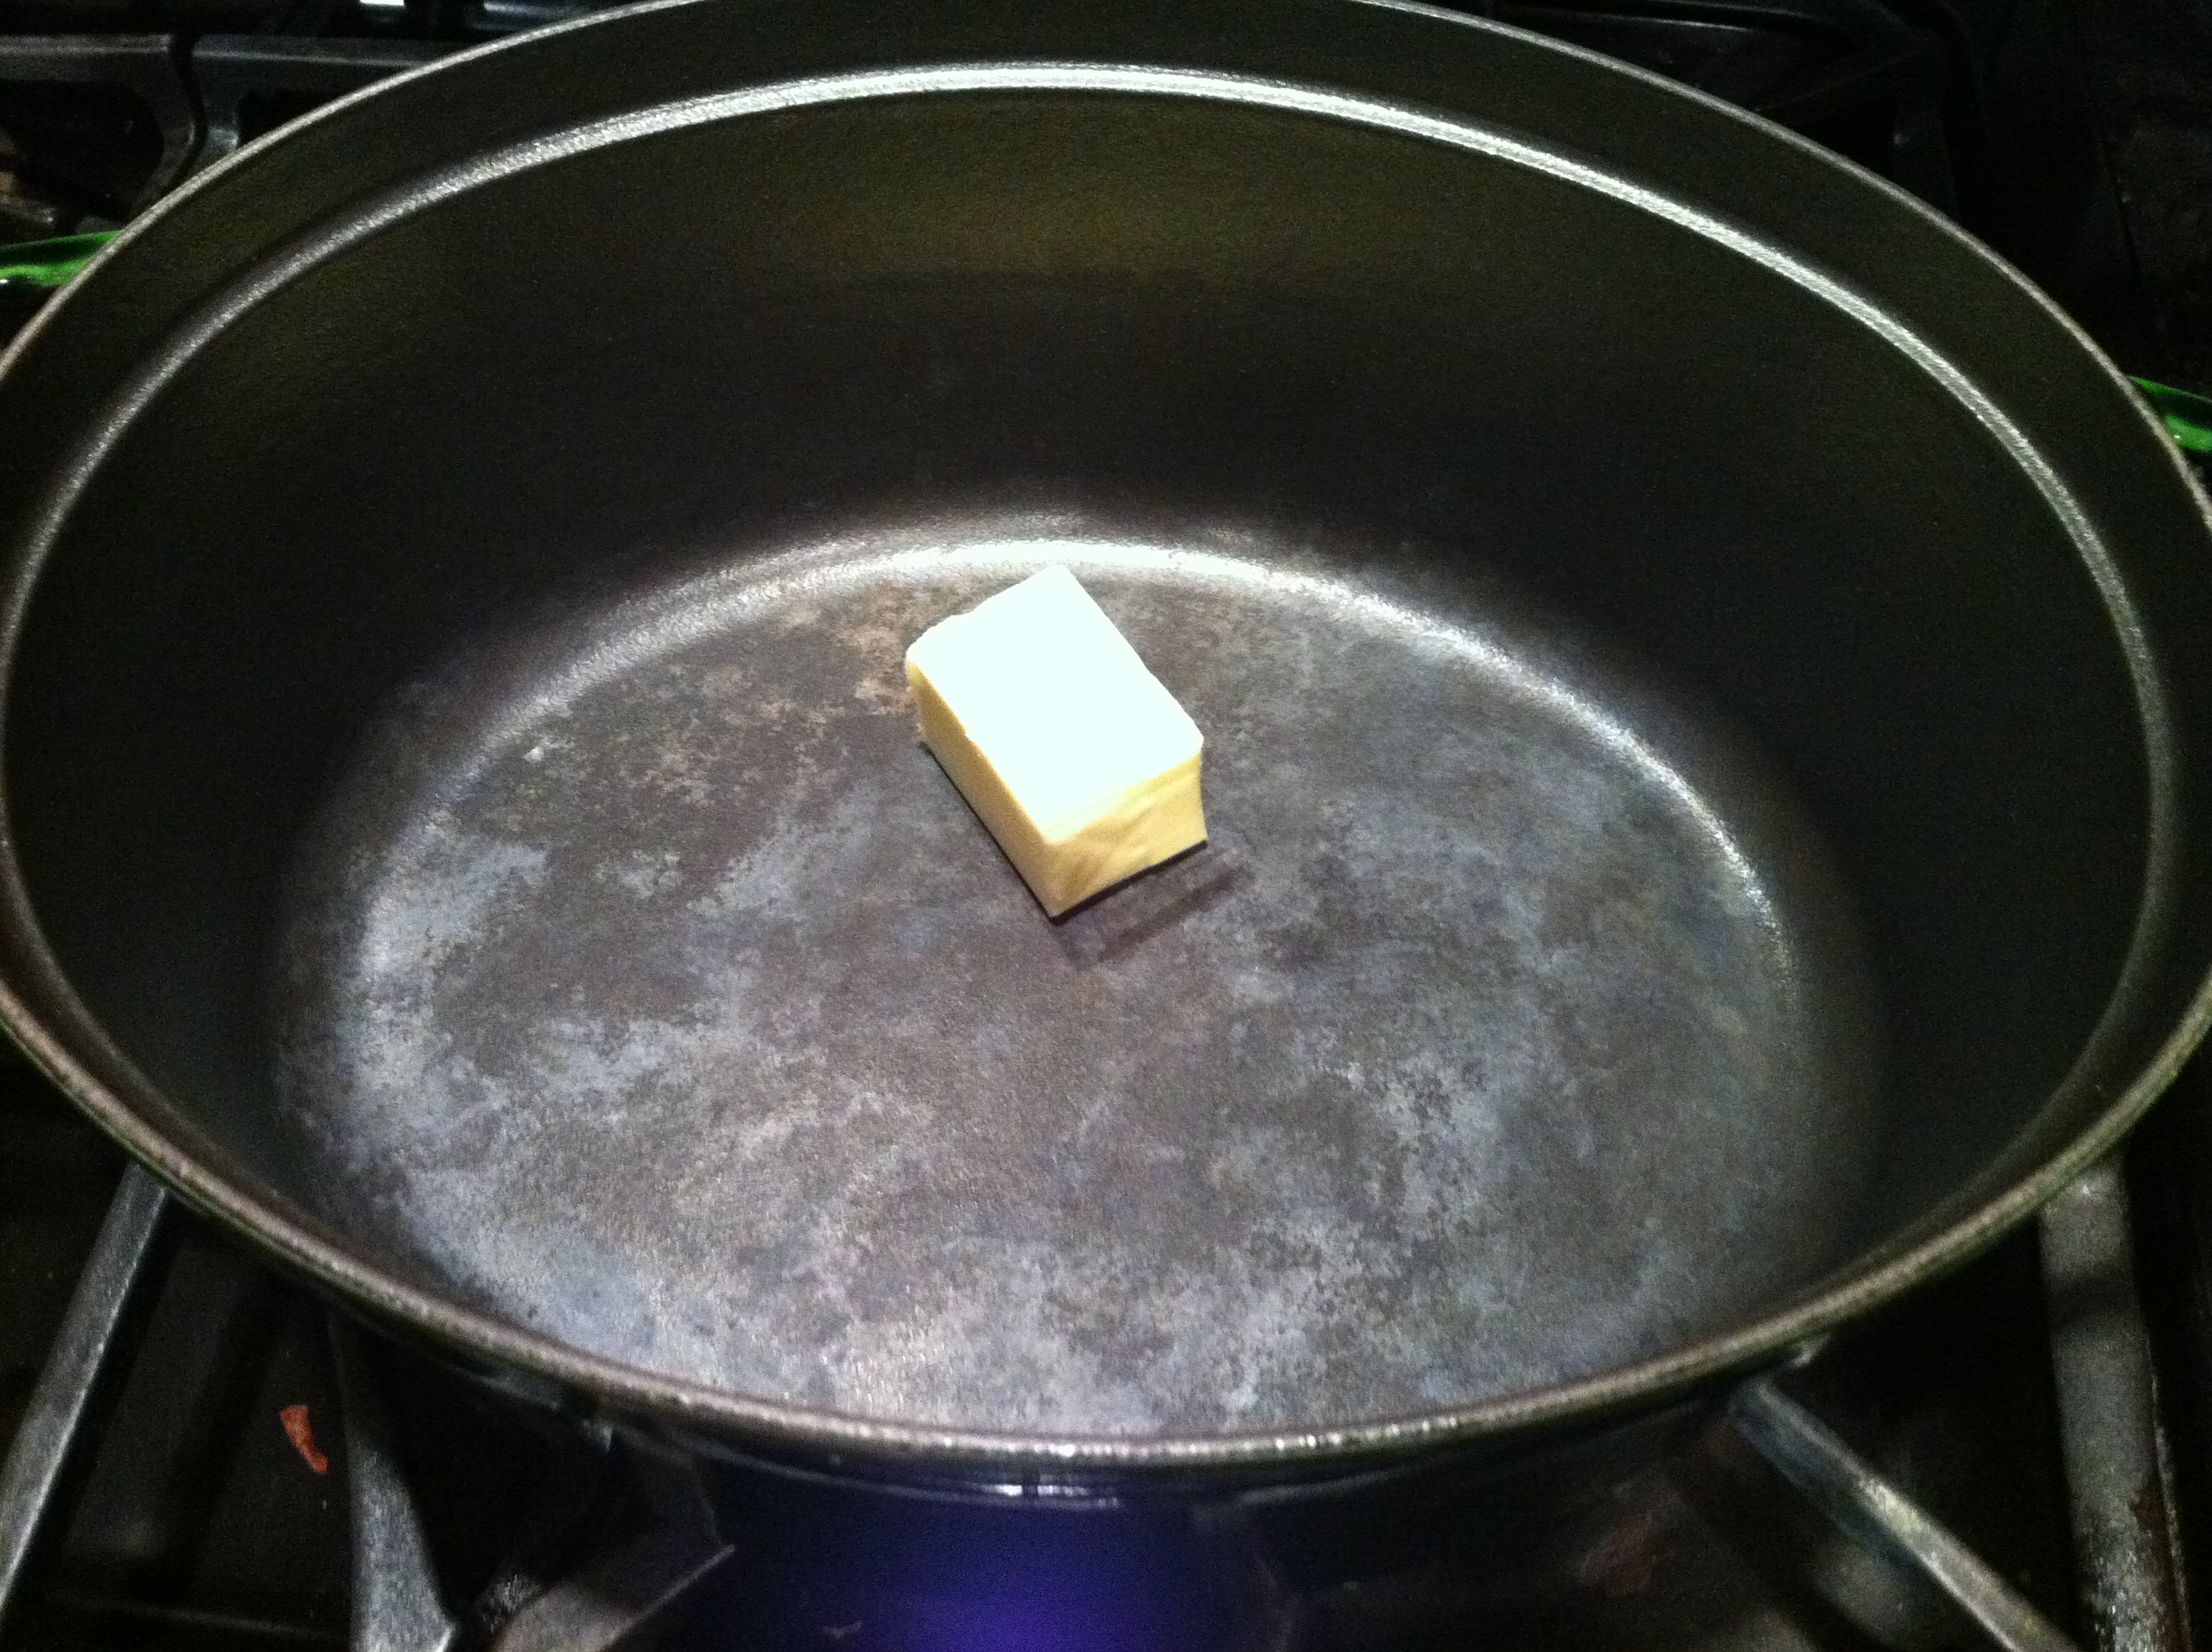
[273,520,1882,1435]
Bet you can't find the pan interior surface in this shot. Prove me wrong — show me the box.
[4,57,2175,1453]
[272,531,1881,1435]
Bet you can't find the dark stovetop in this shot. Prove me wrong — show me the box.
[3,0,2212,1646]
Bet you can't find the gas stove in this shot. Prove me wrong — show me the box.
[3,0,2211,1647]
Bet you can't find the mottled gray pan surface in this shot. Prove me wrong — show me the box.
[273,528,1882,1437]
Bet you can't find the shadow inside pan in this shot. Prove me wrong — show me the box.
[271,521,1882,1436]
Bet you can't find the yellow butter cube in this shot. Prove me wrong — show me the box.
[905,567,1207,916]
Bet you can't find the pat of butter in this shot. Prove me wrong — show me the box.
[905,567,1206,916]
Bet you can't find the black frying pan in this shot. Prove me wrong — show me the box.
[2,0,2209,1487]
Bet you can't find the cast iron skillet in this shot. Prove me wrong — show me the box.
[1,0,2209,1487]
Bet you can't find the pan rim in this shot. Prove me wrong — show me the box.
[2,2,2210,1475]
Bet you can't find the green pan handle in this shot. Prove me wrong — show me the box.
[2133,376,2212,457]
[0,231,116,289]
